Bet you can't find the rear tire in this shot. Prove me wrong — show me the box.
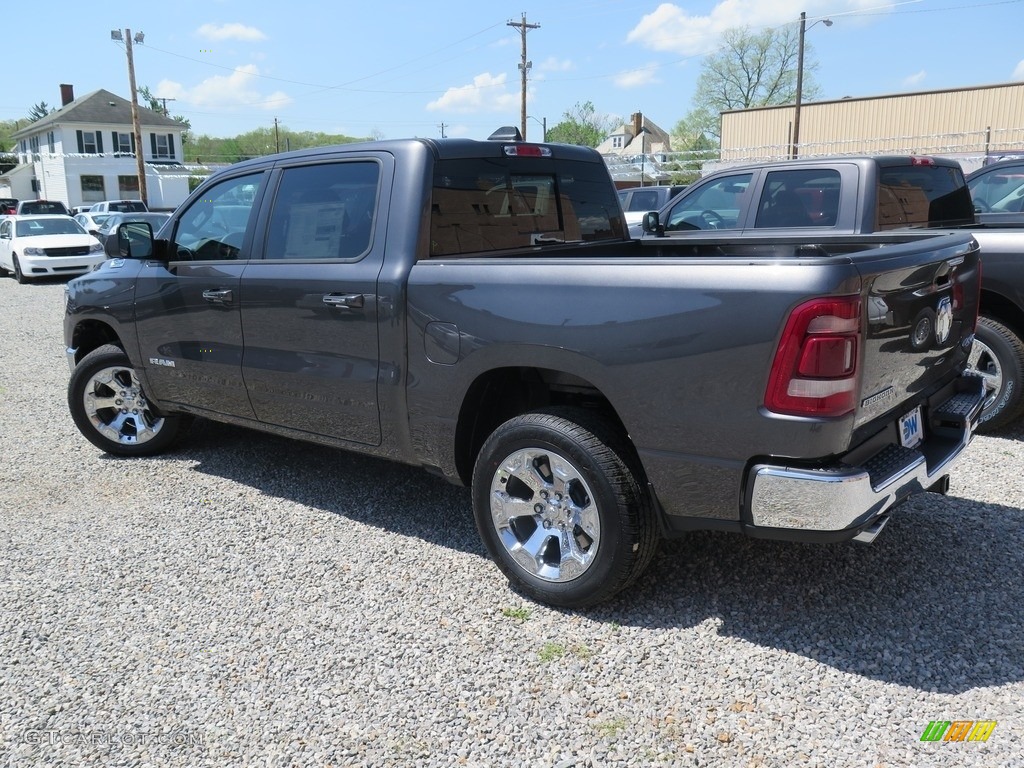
[472,407,658,608]
[68,344,189,456]
[970,315,1024,431]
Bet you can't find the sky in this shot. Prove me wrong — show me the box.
[4,0,1023,143]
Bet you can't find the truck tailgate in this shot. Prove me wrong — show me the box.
[852,232,980,430]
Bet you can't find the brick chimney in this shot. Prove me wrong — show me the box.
[60,84,74,106]
[631,112,643,137]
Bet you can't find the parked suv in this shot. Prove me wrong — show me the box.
[16,199,71,216]
[89,200,149,214]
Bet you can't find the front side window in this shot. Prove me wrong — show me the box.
[171,172,263,261]
[266,162,380,261]
[664,173,753,231]
[968,166,1024,215]
[81,175,105,203]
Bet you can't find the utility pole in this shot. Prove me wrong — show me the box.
[113,28,148,206]
[507,14,540,140]
[438,122,448,138]
[158,97,177,116]
[274,117,280,153]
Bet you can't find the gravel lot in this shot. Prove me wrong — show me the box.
[1,276,1022,768]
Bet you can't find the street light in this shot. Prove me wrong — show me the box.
[790,12,832,159]
[527,115,547,142]
[112,28,148,205]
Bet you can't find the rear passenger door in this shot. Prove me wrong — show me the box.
[239,156,388,446]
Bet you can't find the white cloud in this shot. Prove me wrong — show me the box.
[538,57,574,73]
[197,23,267,42]
[903,70,927,87]
[1014,60,1024,80]
[626,2,887,56]
[426,72,520,113]
[614,65,659,88]
[157,65,291,111]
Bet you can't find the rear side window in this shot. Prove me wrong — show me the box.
[876,165,973,229]
[754,169,841,228]
[429,157,623,256]
[265,161,380,261]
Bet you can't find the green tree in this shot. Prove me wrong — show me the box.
[677,24,820,143]
[28,102,54,122]
[545,101,617,147]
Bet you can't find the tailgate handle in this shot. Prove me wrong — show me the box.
[323,293,365,309]
[202,288,233,305]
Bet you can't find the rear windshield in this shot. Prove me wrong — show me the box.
[429,157,624,256]
[109,201,147,212]
[875,165,974,229]
[21,201,69,215]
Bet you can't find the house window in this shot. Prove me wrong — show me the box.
[118,175,141,199]
[81,175,106,203]
[29,136,40,154]
[113,132,133,154]
[151,133,175,159]
[612,136,623,149]
[77,130,104,155]
[47,132,55,153]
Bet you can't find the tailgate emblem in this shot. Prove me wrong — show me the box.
[935,296,953,345]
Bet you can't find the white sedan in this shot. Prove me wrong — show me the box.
[0,215,105,283]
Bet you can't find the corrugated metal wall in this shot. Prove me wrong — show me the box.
[720,82,1024,162]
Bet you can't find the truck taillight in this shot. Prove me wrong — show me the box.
[765,296,862,417]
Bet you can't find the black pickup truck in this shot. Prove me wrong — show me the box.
[636,154,1024,431]
[63,132,986,607]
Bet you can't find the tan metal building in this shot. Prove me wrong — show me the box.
[719,81,1024,173]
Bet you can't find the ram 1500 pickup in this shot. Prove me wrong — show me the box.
[64,132,987,607]
[636,154,1024,430]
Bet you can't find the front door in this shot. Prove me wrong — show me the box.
[132,171,266,418]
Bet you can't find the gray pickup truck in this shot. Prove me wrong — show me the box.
[63,132,986,607]
[636,154,1024,430]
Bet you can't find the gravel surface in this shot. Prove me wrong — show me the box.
[1,276,1022,768]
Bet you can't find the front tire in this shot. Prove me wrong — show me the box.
[970,315,1024,431]
[13,255,28,284]
[68,344,188,456]
[472,408,658,608]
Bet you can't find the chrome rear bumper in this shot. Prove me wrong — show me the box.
[747,374,986,541]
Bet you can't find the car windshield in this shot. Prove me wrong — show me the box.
[16,218,87,237]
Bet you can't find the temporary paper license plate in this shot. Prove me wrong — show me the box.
[899,405,924,449]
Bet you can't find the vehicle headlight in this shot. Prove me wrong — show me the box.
[89,242,104,253]
[22,247,45,255]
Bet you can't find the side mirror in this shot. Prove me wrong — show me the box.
[641,211,663,235]
[117,221,154,259]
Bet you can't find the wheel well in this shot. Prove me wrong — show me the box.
[453,367,628,485]
[980,289,1024,340]
[70,320,123,365]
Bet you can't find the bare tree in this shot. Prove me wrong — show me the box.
[676,24,820,143]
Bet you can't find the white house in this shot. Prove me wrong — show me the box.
[4,84,191,211]
[596,112,673,187]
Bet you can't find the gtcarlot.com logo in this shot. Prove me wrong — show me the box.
[920,720,997,742]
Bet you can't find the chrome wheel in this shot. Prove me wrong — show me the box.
[489,447,601,582]
[967,336,1003,411]
[80,364,165,447]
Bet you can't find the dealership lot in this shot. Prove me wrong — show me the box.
[1,276,1021,767]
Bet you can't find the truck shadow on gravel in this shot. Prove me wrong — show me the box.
[175,419,1022,695]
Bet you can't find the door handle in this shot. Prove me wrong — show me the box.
[202,288,234,305]
[322,293,365,309]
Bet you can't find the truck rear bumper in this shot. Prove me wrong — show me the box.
[745,374,986,543]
